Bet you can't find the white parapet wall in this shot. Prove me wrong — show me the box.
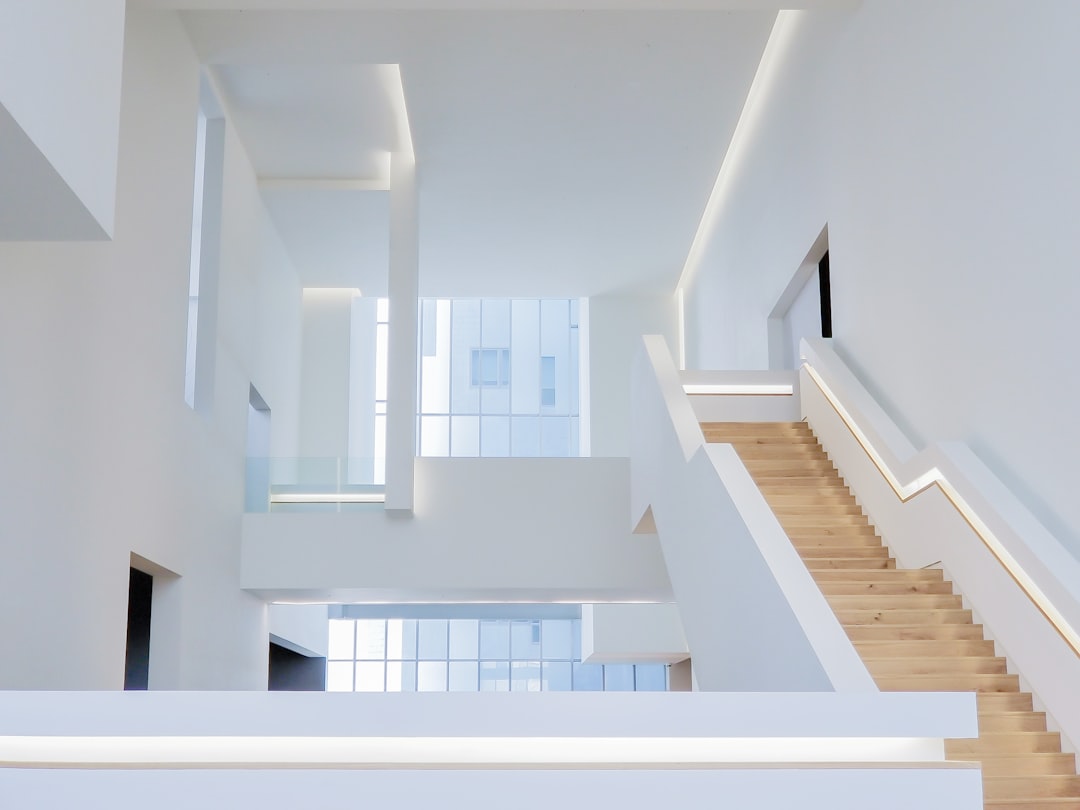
[799,336,1080,753]
[0,0,125,238]
[682,369,800,423]
[581,603,689,664]
[0,690,980,810]
[243,457,672,603]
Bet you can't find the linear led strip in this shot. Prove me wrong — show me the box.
[802,362,1080,659]
[270,493,386,504]
[683,383,794,396]
[0,735,952,769]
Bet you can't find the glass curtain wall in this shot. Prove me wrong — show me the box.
[418,299,581,457]
[327,617,667,692]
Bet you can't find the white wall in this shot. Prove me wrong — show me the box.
[782,269,819,369]
[0,0,125,238]
[298,290,355,460]
[0,8,303,689]
[581,603,688,664]
[683,1,1080,556]
[242,458,672,603]
[589,294,677,457]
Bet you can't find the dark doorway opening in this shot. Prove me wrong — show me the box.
[124,568,153,690]
[818,250,832,338]
[268,641,327,691]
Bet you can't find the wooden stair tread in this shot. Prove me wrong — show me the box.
[981,775,1080,800]
[969,752,1077,775]
[946,732,1062,755]
[864,656,1007,676]
[819,580,955,593]
[853,639,996,657]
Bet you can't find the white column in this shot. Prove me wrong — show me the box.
[384,152,419,512]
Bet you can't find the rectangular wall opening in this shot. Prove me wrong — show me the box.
[268,642,327,691]
[124,568,153,691]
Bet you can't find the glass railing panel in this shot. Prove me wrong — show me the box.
[245,457,385,513]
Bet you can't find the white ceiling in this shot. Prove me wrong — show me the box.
[167,5,797,296]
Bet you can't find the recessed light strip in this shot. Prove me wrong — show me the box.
[270,493,386,504]
[682,383,794,396]
[803,362,1080,659]
[0,735,949,769]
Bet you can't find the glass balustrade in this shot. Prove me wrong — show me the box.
[245,456,385,513]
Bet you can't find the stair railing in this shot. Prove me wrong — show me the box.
[632,334,877,692]
[800,336,1080,749]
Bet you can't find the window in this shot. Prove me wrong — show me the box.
[184,79,224,411]
[540,355,556,408]
[470,348,510,387]
[326,616,667,693]
[417,299,582,457]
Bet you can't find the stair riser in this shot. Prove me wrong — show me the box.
[982,775,1080,800]
[820,581,956,594]
[837,609,972,625]
[865,658,1007,676]
[877,674,1019,692]
[979,714,1050,733]
[827,595,964,610]
[974,754,1077,775]
[853,640,996,657]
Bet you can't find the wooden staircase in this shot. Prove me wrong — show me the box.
[703,420,1080,809]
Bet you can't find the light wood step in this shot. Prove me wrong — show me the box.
[805,558,897,570]
[846,623,988,642]
[743,460,833,473]
[820,579,955,594]
[778,513,871,526]
[732,445,830,459]
[948,733,1062,755]
[852,639,995,658]
[811,569,944,583]
[801,547,892,560]
[794,537,886,551]
[982,775,1080,800]
[701,421,810,432]
[978,713,1049,733]
[864,656,1007,677]
[766,493,860,506]
[978,693,1034,712]
[786,525,880,537]
[984,800,1080,809]
[826,593,964,610]
[757,480,851,490]
[772,503,864,515]
[836,607,972,625]
[971,752,1077,775]
[877,672,1020,692]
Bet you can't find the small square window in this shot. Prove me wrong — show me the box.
[471,348,510,387]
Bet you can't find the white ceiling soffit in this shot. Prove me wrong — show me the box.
[176,8,810,296]
[213,64,398,181]
[262,188,390,292]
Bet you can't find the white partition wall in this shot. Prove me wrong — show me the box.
[680,2,1080,567]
